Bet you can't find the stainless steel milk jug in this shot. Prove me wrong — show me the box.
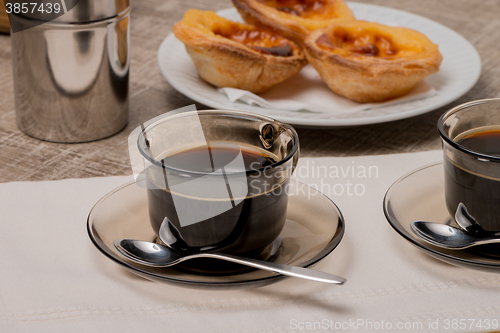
[10,0,130,142]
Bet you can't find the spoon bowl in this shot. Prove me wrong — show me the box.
[455,203,500,238]
[411,221,500,250]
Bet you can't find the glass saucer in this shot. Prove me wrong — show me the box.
[87,179,344,289]
[384,162,500,272]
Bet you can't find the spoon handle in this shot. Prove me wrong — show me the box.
[191,253,346,284]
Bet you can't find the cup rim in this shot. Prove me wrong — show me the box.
[137,110,300,176]
[438,98,500,162]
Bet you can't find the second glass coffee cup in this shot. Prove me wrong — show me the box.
[136,110,299,256]
[439,98,500,231]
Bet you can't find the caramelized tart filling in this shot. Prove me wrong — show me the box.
[317,27,399,57]
[260,0,330,18]
[213,24,295,56]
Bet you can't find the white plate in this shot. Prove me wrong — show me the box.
[158,3,481,128]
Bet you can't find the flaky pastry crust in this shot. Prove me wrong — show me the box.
[232,0,355,47]
[173,9,307,94]
[304,20,443,103]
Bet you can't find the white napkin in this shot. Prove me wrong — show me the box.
[2,151,500,333]
[219,65,437,114]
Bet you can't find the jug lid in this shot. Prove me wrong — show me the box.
[9,0,130,25]
[55,0,130,23]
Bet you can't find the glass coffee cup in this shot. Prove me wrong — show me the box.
[133,110,299,257]
[438,98,500,231]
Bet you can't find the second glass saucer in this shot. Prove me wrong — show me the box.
[384,162,500,272]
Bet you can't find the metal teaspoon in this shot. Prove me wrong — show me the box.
[113,239,346,284]
[411,221,500,250]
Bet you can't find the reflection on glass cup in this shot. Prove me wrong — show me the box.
[438,98,500,231]
[136,110,299,256]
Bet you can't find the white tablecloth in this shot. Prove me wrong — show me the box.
[2,150,500,333]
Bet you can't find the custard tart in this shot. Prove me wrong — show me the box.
[304,20,443,102]
[232,0,355,47]
[173,9,306,94]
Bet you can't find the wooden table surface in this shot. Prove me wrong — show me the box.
[0,0,498,183]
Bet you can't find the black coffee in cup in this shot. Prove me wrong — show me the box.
[444,130,500,231]
[146,143,290,256]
